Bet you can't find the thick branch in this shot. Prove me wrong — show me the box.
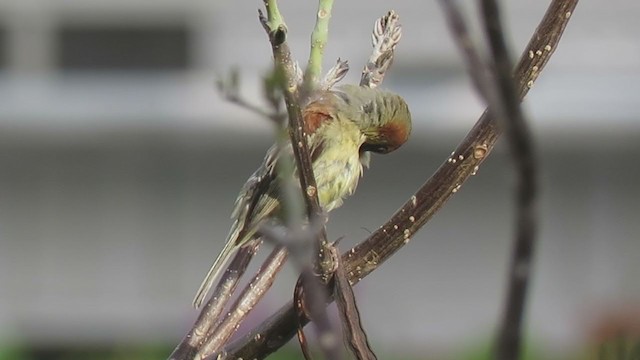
[224,1,578,358]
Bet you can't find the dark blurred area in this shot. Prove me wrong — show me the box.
[0,1,639,359]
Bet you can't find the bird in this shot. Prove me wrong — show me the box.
[192,83,411,308]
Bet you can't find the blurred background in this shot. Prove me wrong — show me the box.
[0,0,639,359]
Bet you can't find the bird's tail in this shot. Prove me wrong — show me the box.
[192,227,241,309]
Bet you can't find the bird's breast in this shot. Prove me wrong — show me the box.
[312,140,364,213]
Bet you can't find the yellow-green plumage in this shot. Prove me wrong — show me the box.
[192,84,411,308]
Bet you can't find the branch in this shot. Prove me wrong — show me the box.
[168,241,260,360]
[200,247,288,360]
[437,0,493,102]
[295,270,342,360]
[334,255,378,360]
[479,0,560,359]
[260,2,340,358]
[224,1,578,358]
[259,0,329,251]
[304,0,335,93]
[216,70,283,122]
[441,0,562,358]
[261,6,338,346]
[258,219,342,360]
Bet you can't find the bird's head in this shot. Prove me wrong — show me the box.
[332,84,412,154]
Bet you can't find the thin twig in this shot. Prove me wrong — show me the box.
[223,1,578,358]
[225,94,283,122]
[304,0,335,93]
[217,71,286,128]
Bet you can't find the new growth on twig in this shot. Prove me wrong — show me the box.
[361,11,403,88]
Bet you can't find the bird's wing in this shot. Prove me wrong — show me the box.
[230,144,281,243]
[192,144,281,308]
[232,124,329,235]
[194,109,335,308]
